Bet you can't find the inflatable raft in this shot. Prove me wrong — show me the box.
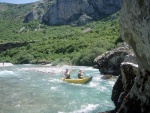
[62,76,92,84]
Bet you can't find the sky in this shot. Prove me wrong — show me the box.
[0,0,39,4]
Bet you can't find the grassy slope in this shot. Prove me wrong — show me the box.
[0,2,121,66]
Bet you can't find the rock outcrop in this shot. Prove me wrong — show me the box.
[77,14,92,26]
[110,0,150,113]
[23,11,35,23]
[0,41,35,54]
[23,0,54,23]
[123,54,137,64]
[101,74,113,79]
[94,46,130,76]
[111,62,138,112]
[117,65,150,113]
[42,0,121,25]
[120,0,150,71]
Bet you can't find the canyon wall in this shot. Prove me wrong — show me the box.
[112,0,150,112]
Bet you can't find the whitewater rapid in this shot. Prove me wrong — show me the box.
[0,65,115,113]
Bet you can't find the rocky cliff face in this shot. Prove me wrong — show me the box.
[40,0,121,25]
[24,0,121,25]
[23,0,55,23]
[94,45,131,76]
[23,11,35,22]
[110,0,150,113]
[120,0,150,71]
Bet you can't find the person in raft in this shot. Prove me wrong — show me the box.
[78,69,84,79]
[64,69,71,79]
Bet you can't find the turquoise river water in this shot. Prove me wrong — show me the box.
[0,65,115,113]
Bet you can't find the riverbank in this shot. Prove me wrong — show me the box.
[0,62,14,67]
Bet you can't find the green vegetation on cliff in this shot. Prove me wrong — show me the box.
[0,2,121,66]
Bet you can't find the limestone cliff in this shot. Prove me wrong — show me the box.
[24,0,121,25]
[120,0,150,71]
[42,0,121,25]
[110,0,150,113]
[23,0,55,23]
[99,0,150,113]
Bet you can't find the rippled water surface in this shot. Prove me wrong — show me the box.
[0,65,115,113]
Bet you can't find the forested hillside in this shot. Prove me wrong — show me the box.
[0,1,122,66]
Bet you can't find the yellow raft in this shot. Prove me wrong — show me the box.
[61,76,92,84]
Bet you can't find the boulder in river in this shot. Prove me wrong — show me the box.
[94,45,131,76]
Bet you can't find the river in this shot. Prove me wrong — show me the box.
[0,64,115,113]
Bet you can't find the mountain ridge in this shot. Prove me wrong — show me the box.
[0,0,121,25]
[0,0,121,65]
[25,0,121,25]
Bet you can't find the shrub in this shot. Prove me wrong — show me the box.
[51,57,72,66]
[76,48,106,66]
[17,53,34,64]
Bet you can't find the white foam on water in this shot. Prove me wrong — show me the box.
[48,78,62,83]
[92,75,102,82]
[42,63,52,66]
[108,81,115,86]
[97,86,108,92]
[80,67,99,71]
[0,65,114,113]
[88,82,98,88]
[0,70,14,74]
[107,80,116,87]
[61,65,98,71]
[15,104,21,108]
[20,67,64,74]
[99,100,115,109]
[50,86,58,91]
[71,104,99,113]
[85,80,110,93]
[22,64,33,66]
[0,70,17,77]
